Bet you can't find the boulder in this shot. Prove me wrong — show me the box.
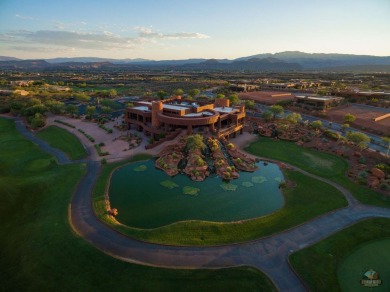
[368,176,380,188]
[371,168,385,179]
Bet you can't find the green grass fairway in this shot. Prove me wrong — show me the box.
[338,238,390,292]
[245,136,390,208]
[36,125,86,160]
[289,218,390,291]
[0,118,275,291]
[93,161,347,245]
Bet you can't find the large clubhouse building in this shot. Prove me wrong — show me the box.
[125,96,245,139]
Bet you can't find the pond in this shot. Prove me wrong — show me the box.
[109,159,285,229]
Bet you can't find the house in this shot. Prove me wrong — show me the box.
[125,96,245,139]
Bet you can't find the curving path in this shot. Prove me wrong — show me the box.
[14,117,390,292]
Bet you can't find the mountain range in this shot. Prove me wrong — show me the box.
[1,51,390,72]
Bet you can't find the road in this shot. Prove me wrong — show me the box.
[13,117,390,292]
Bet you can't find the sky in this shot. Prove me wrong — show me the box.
[0,0,389,60]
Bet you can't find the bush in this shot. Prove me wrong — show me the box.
[358,156,367,164]
[94,144,109,156]
[379,183,390,191]
[54,120,76,128]
[101,158,107,165]
[30,113,46,129]
[78,129,95,142]
[375,163,390,174]
[98,124,113,134]
[323,130,340,141]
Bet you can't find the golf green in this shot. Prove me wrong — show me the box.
[338,239,390,292]
[109,160,285,228]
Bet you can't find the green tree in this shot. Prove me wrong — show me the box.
[228,94,240,105]
[74,93,91,102]
[341,123,349,132]
[30,113,46,129]
[382,136,390,156]
[86,106,96,118]
[186,134,206,151]
[108,89,117,98]
[285,112,302,124]
[66,104,78,116]
[156,90,168,100]
[188,89,200,98]
[344,113,356,123]
[245,100,255,110]
[101,106,113,114]
[173,88,184,96]
[23,104,47,116]
[49,102,65,114]
[346,131,370,149]
[311,120,323,129]
[216,93,225,99]
[269,105,284,119]
[262,111,273,121]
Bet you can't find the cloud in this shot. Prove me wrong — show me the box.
[15,14,36,20]
[135,26,210,40]
[1,27,209,52]
[1,30,137,50]
[10,45,77,53]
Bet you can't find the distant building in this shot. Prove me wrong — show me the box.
[229,83,259,92]
[262,83,296,90]
[294,95,344,111]
[125,97,245,139]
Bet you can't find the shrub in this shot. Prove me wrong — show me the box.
[358,156,367,164]
[54,120,76,128]
[101,158,107,165]
[94,144,109,156]
[78,129,95,142]
[375,163,390,174]
[98,124,113,134]
[379,183,390,191]
[323,130,340,141]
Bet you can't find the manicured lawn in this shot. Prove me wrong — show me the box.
[289,218,390,291]
[245,137,348,178]
[93,161,347,245]
[245,136,390,208]
[338,238,390,292]
[0,118,275,291]
[36,125,86,160]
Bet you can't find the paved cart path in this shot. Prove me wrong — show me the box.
[13,117,390,292]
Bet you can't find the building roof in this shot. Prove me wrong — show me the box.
[132,106,150,112]
[163,104,188,111]
[295,95,343,101]
[214,107,236,113]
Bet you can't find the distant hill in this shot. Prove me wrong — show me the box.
[0,59,50,69]
[0,56,21,61]
[0,51,389,72]
[235,51,390,69]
